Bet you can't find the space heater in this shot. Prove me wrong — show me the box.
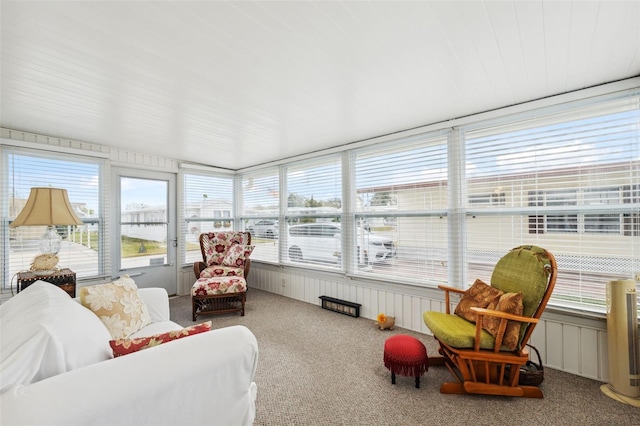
[600,279,640,407]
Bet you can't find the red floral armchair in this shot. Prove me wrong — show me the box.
[191,231,254,320]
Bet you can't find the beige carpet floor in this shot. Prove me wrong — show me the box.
[169,289,639,426]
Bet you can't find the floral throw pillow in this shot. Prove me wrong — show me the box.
[222,244,255,268]
[454,279,504,323]
[204,232,246,266]
[109,321,212,357]
[80,276,151,339]
[482,292,524,351]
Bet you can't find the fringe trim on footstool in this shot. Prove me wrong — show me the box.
[384,355,428,378]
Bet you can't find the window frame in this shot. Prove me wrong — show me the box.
[283,154,343,270]
[1,147,107,284]
[462,90,640,313]
[239,167,281,264]
[180,171,235,266]
[349,131,450,284]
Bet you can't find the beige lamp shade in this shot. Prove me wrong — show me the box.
[9,187,83,227]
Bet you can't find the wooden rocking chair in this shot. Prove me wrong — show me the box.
[423,245,557,398]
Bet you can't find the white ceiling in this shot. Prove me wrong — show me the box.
[1,1,639,170]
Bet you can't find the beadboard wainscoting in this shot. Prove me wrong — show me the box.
[181,261,619,384]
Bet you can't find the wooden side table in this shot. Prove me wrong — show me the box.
[17,268,77,298]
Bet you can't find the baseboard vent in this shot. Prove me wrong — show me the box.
[319,296,361,318]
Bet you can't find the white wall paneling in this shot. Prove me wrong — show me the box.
[179,267,194,296]
[1,128,179,172]
[580,328,601,380]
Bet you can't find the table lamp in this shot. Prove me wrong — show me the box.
[9,187,83,275]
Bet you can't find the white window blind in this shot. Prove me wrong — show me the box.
[352,131,449,282]
[2,149,105,285]
[462,89,640,313]
[240,168,280,263]
[182,172,234,265]
[284,155,342,269]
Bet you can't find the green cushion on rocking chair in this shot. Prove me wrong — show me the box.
[423,311,496,350]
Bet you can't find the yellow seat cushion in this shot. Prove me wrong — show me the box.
[423,311,496,350]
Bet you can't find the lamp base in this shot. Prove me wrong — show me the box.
[40,226,62,255]
[30,253,60,275]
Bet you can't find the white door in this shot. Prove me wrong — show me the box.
[112,168,177,295]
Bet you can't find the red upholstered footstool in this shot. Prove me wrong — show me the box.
[191,276,247,320]
[383,334,429,388]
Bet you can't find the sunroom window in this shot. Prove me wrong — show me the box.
[463,89,640,313]
[2,149,105,285]
[240,168,280,263]
[283,155,342,270]
[352,131,449,283]
[182,172,234,265]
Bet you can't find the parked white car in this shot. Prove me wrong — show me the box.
[248,219,279,238]
[287,223,396,264]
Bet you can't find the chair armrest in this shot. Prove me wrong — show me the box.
[437,284,466,314]
[137,288,171,323]
[437,284,466,294]
[471,307,539,352]
[471,307,539,324]
[0,325,259,426]
[245,258,251,280]
[193,261,206,279]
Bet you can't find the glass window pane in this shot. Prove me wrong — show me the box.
[241,168,280,263]
[287,156,342,214]
[120,177,168,268]
[283,156,342,268]
[286,217,342,269]
[585,214,620,234]
[183,173,234,264]
[242,169,279,216]
[353,133,448,283]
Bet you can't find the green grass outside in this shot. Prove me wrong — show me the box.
[121,236,165,257]
[71,232,192,258]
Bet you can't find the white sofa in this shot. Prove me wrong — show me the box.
[0,281,259,426]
